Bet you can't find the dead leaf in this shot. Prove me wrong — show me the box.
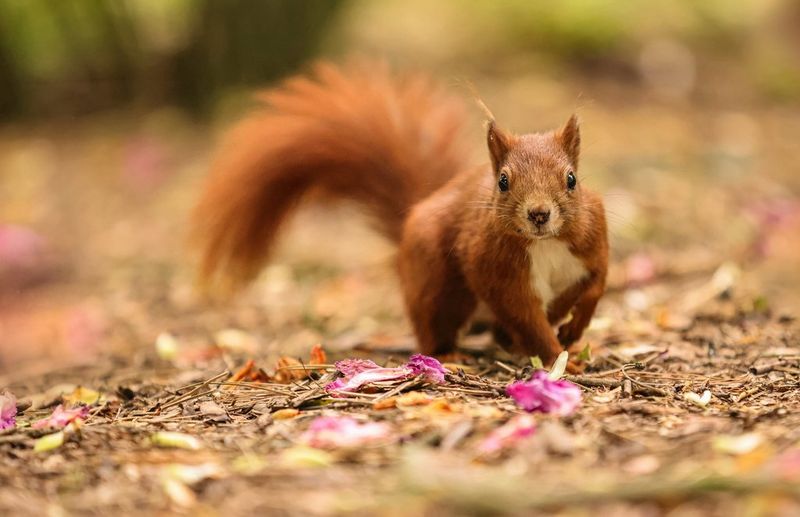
[537,420,576,456]
[373,397,398,410]
[623,455,661,475]
[229,359,270,384]
[273,357,309,383]
[280,446,333,468]
[309,343,327,365]
[199,401,229,423]
[162,477,196,507]
[713,433,763,455]
[34,430,65,453]
[655,309,693,331]
[684,390,712,407]
[230,359,255,382]
[155,332,179,361]
[63,386,104,406]
[272,408,299,420]
[214,328,258,355]
[151,432,202,450]
[422,399,460,416]
[441,362,477,373]
[231,454,268,475]
[395,392,432,407]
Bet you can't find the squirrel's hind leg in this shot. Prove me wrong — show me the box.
[398,246,476,357]
[410,279,477,356]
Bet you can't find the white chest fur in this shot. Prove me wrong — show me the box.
[528,239,588,310]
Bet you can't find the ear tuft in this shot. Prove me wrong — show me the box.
[558,114,581,166]
[487,121,513,172]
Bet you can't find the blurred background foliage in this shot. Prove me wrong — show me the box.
[1,0,799,368]
[0,0,799,120]
[0,0,343,117]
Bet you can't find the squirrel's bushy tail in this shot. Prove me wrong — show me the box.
[192,61,469,291]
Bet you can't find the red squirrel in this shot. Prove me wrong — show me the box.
[193,61,608,367]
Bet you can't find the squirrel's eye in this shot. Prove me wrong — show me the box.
[498,173,509,192]
[566,171,577,190]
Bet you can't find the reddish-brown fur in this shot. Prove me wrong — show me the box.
[193,61,467,291]
[193,61,608,365]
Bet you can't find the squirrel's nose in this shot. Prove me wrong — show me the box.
[528,209,550,226]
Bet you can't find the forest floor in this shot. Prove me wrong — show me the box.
[1,269,799,516]
[1,87,800,515]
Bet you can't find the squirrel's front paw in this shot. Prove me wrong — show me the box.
[557,323,582,347]
[565,359,585,375]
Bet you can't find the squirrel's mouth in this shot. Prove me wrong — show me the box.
[515,219,561,240]
[529,227,557,240]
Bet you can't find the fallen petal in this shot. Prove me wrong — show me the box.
[506,370,582,416]
[478,415,537,455]
[32,404,90,430]
[333,358,380,377]
[327,354,449,395]
[406,354,449,383]
[625,252,656,286]
[0,224,46,267]
[301,415,392,449]
[0,391,17,431]
[325,367,412,394]
[771,448,800,480]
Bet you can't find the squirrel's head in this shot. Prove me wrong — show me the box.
[487,115,582,240]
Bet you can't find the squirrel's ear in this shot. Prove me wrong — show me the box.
[558,114,581,166]
[487,121,512,172]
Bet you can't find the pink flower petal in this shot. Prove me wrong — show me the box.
[478,415,537,455]
[332,358,381,377]
[301,415,392,449]
[325,367,412,394]
[772,448,800,481]
[326,354,450,395]
[506,370,582,416]
[32,404,90,430]
[0,391,17,431]
[625,252,656,286]
[406,354,449,383]
[0,225,45,268]
[326,358,402,394]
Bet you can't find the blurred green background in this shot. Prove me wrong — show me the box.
[2,0,799,118]
[1,0,799,370]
